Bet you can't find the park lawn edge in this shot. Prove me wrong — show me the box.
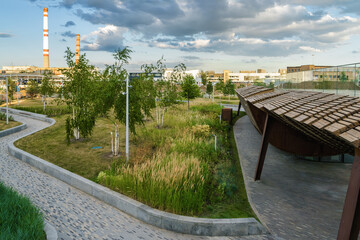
[14,102,255,219]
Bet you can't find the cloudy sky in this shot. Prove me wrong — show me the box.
[1,0,360,72]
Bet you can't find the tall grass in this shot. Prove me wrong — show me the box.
[99,151,208,214]
[97,103,230,215]
[0,182,45,239]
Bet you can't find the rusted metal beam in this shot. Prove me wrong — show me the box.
[337,148,360,240]
[237,101,241,116]
[254,113,274,181]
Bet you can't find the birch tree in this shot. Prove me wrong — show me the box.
[62,48,99,143]
[101,48,157,156]
[143,60,184,128]
[39,72,55,110]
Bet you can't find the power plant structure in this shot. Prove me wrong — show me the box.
[76,34,80,64]
[43,7,49,68]
[1,6,82,91]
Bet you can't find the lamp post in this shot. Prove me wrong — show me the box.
[126,74,129,164]
[212,82,215,103]
[6,77,8,125]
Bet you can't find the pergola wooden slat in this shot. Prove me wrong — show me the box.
[236,86,360,240]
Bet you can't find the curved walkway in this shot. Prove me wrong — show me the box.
[0,114,269,240]
[234,115,353,240]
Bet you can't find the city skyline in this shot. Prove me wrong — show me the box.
[1,0,360,72]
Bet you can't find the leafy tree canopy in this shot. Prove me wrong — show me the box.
[181,74,200,109]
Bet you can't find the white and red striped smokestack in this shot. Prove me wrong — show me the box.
[76,34,80,64]
[43,8,49,68]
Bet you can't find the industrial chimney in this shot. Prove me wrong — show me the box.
[76,34,80,64]
[43,7,49,68]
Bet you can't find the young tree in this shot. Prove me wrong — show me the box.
[6,78,17,104]
[340,71,347,82]
[101,47,157,156]
[145,60,184,128]
[222,80,236,100]
[39,72,55,110]
[206,81,213,97]
[215,78,224,92]
[26,79,39,99]
[62,48,99,142]
[200,71,208,86]
[181,74,200,109]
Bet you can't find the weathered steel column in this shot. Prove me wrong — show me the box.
[254,113,273,181]
[237,101,242,116]
[337,148,360,240]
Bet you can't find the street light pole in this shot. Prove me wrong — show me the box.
[6,77,9,125]
[212,82,214,103]
[125,74,129,163]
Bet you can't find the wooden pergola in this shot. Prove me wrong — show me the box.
[236,86,360,240]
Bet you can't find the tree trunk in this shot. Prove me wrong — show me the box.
[161,107,166,127]
[188,95,189,110]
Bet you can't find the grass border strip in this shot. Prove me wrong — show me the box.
[8,112,266,237]
[0,122,26,137]
[233,116,272,235]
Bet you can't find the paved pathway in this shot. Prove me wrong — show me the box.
[234,115,354,240]
[0,114,271,240]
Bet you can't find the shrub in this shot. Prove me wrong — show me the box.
[0,182,45,239]
[0,112,14,121]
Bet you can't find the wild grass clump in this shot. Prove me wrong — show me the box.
[0,112,14,121]
[0,182,45,239]
[98,151,208,214]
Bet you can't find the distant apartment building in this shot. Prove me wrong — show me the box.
[278,69,287,75]
[287,65,332,73]
[206,71,224,82]
[205,69,286,84]
[223,70,232,82]
[286,64,357,82]
[229,72,281,83]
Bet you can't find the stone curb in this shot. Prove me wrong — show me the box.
[0,107,53,124]
[0,122,27,137]
[8,111,267,237]
[44,221,58,240]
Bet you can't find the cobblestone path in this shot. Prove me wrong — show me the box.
[0,114,271,240]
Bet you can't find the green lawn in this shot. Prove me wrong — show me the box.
[0,120,21,131]
[15,98,255,218]
[0,182,45,240]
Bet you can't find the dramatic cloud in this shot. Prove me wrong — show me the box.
[55,0,360,57]
[182,56,200,60]
[61,31,77,38]
[299,46,322,52]
[64,20,75,27]
[82,25,126,52]
[244,59,258,64]
[0,33,13,38]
